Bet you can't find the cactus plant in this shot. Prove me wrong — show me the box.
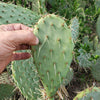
[0,84,15,100]
[70,17,79,42]
[12,50,41,100]
[73,87,100,100]
[0,2,40,27]
[77,49,92,68]
[32,14,74,98]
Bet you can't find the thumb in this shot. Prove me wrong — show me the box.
[7,30,39,46]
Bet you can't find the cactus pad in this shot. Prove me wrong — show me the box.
[70,17,79,42]
[12,50,41,100]
[77,50,92,68]
[0,2,40,26]
[32,14,74,98]
[74,87,100,100]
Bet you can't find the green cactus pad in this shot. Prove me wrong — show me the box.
[77,50,92,68]
[12,50,41,100]
[32,14,74,98]
[91,58,100,81]
[0,84,15,100]
[70,17,79,42]
[0,2,40,27]
[96,16,100,40]
[74,87,100,100]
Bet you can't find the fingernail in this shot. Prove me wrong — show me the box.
[35,37,39,44]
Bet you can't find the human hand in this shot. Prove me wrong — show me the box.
[0,23,39,74]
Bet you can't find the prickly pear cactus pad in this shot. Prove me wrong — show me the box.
[70,17,79,42]
[0,2,40,26]
[11,50,41,100]
[73,87,100,100]
[32,14,74,98]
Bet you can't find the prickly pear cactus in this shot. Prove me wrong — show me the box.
[70,17,79,42]
[32,14,74,98]
[96,16,100,40]
[12,50,41,100]
[91,58,100,81]
[0,84,15,100]
[0,2,40,27]
[73,87,100,100]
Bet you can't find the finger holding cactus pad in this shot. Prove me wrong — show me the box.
[32,14,74,98]
[74,87,100,100]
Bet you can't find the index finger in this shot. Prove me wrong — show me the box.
[0,23,33,31]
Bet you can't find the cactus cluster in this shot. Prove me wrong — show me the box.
[76,14,100,81]
[0,1,75,100]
